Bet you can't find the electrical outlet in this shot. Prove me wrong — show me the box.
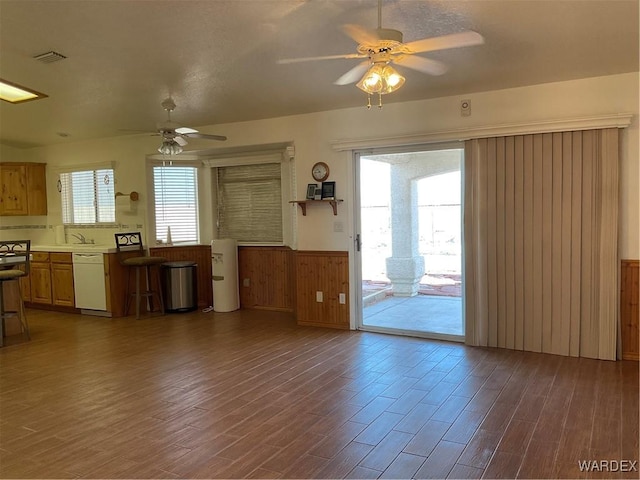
[339,293,346,304]
[243,278,250,287]
[316,291,323,302]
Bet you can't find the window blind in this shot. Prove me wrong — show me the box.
[217,163,283,243]
[153,166,199,244]
[60,169,115,224]
[464,129,620,360]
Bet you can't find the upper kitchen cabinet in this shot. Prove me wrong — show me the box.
[0,162,47,216]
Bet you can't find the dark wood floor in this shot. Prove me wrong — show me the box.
[0,308,638,479]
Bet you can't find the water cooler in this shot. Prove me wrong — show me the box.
[211,239,239,312]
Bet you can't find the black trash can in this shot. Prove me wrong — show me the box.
[161,261,198,312]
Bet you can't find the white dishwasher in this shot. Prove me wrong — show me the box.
[72,253,107,313]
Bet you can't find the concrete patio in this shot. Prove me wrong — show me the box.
[362,274,463,337]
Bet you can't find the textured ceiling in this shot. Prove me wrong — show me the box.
[0,0,638,149]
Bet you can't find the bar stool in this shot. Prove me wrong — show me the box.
[115,232,166,319]
[0,240,31,347]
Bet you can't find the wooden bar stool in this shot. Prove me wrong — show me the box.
[114,232,166,319]
[0,240,31,347]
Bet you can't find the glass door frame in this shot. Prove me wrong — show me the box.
[351,142,466,342]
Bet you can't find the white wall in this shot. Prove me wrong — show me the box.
[0,144,26,162]
[12,72,640,259]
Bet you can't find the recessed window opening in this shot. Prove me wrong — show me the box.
[216,163,283,243]
[153,165,199,244]
[60,168,115,225]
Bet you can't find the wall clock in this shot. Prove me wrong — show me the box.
[312,162,330,182]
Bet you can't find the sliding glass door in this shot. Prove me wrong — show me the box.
[355,145,464,341]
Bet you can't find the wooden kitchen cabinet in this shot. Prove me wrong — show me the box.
[51,253,75,307]
[0,163,27,215]
[24,251,75,308]
[0,162,47,216]
[16,265,31,302]
[26,163,47,215]
[30,254,52,304]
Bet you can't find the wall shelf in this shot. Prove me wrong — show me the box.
[290,199,343,216]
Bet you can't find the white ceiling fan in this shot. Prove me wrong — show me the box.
[278,0,484,104]
[155,98,226,154]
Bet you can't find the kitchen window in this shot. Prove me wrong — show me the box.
[60,167,115,224]
[153,165,199,244]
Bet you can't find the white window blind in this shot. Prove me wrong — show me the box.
[60,169,115,224]
[217,163,283,243]
[153,165,199,244]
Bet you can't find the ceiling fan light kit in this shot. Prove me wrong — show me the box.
[278,0,484,110]
[158,139,183,155]
[356,63,405,95]
[149,97,227,155]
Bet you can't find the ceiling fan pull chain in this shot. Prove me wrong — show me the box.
[378,93,383,109]
[366,95,372,109]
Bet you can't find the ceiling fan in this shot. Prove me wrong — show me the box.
[155,98,227,155]
[278,0,484,105]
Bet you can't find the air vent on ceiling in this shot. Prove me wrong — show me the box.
[33,51,67,63]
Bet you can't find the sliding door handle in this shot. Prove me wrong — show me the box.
[355,234,362,252]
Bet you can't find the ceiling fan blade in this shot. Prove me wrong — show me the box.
[174,136,188,146]
[278,53,365,64]
[183,132,227,141]
[334,61,371,85]
[157,120,182,131]
[393,55,449,76]
[404,31,484,54]
[175,126,198,135]
[342,23,381,45]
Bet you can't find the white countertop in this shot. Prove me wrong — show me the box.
[31,244,117,254]
[30,243,209,254]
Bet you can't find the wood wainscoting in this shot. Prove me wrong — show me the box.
[621,259,639,360]
[149,245,213,309]
[109,245,213,316]
[295,251,349,329]
[98,245,350,328]
[238,246,295,312]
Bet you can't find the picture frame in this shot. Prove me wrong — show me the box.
[314,187,322,200]
[306,183,318,200]
[321,181,336,200]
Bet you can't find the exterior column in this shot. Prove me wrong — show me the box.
[385,166,424,296]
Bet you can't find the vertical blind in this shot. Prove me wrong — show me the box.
[153,166,198,244]
[60,169,115,224]
[464,128,619,360]
[216,163,283,243]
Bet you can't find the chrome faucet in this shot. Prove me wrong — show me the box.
[71,233,88,244]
